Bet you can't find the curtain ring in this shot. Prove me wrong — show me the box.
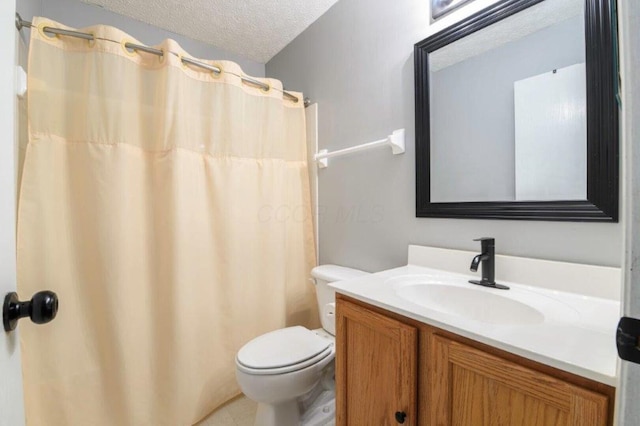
[120,39,137,56]
[210,63,223,79]
[157,48,166,64]
[37,22,57,39]
[178,54,188,69]
[87,32,96,48]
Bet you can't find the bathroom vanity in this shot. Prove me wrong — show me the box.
[331,246,619,426]
[336,296,613,425]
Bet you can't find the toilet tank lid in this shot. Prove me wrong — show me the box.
[311,265,368,283]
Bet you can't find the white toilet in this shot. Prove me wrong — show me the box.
[235,265,367,426]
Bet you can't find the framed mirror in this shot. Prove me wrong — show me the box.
[414,0,618,221]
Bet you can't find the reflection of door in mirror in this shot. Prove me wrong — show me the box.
[514,63,586,201]
[429,1,585,203]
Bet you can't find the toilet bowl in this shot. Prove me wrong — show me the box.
[235,265,368,426]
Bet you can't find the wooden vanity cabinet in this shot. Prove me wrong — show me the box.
[429,335,609,425]
[336,295,614,426]
[335,295,418,426]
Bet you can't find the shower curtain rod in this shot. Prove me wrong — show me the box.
[15,13,310,107]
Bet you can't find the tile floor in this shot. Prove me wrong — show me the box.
[198,395,257,426]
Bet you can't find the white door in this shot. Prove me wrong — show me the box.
[617,1,640,425]
[0,0,25,425]
[513,63,587,201]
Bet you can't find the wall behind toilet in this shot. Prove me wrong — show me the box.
[266,0,622,271]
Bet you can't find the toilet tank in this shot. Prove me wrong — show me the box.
[311,265,368,335]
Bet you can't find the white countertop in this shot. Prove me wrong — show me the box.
[330,264,620,386]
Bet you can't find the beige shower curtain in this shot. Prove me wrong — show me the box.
[17,17,317,426]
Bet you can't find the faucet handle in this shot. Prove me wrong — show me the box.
[473,237,494,250]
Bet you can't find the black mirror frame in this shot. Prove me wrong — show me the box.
[414,0,619,222]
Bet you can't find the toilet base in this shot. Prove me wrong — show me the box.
[300,390,335,426]
[253,389,335,426]
[254,400,300,426]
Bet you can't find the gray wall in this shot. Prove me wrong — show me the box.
[16,0,39,28]
[16,0,264,77]
[267,0,622,270]
[431,15,584,202]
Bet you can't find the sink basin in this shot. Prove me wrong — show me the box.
[396,283,544,325]
[389,275,578,326]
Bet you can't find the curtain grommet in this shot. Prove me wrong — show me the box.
[37,22,57,40]
[210,63,223,79]
[178,54,188,69]
[181,57,223,78]
[120,39,138,56]
[285,92,300,104]
[87,32,96,48]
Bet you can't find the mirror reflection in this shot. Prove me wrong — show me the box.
[429,0,586,203]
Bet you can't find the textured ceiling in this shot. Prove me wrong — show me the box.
[79,0,339,63]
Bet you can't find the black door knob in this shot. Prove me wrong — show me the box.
[395,411,407,424]
[3,291,59,332]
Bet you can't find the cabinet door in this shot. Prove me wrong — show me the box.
[336,299,418,426]
[428,335,609,426]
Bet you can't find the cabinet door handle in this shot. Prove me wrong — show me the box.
[395,411,407,424]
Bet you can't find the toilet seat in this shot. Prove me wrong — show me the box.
[236,326,334,376]
[237,345,334,375]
